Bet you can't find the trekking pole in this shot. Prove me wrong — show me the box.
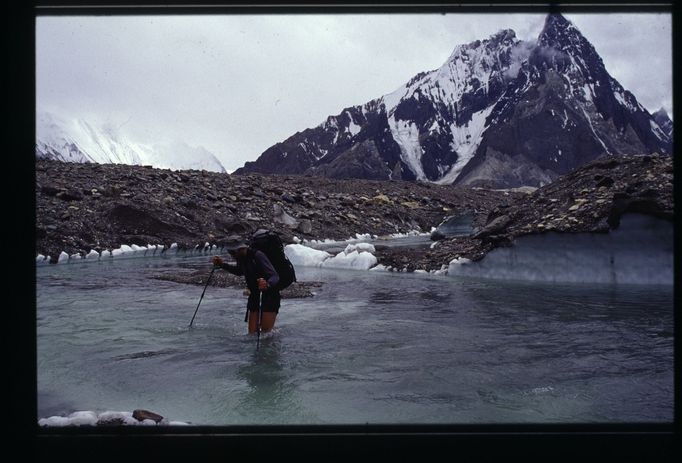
[189,266,216,328]
[256,291,263,350]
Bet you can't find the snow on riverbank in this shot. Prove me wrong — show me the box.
[37,229,431,270]
[36,242,222,265]
[38,410,189,427]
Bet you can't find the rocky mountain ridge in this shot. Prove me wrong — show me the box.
[236,14,672,188]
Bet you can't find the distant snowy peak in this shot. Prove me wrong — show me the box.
[35,112,226,173]
[146,141,226,173]
[237,13,672,187]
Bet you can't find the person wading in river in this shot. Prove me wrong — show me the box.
[212,242,281,334]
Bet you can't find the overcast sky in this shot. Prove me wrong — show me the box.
[36,12,673,172]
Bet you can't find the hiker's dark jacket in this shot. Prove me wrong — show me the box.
[220,249,281,312]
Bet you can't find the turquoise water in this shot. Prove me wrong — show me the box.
[36,254,674,425]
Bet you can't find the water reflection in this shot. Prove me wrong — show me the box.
[234,337,309,424]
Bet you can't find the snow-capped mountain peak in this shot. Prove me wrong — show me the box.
[36,112,226,173]
[236,13,671,187]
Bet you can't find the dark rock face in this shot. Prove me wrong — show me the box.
[236,14,672,188]
[305,139,395,180]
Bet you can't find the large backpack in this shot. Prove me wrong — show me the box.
[249,229,297,291]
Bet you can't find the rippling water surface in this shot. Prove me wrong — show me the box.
[37,254,673,425]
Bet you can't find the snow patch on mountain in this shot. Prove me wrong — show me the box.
[381,83,410,114]
[436,105,496,185]
[387,117,427,181]
[347,118,362,137]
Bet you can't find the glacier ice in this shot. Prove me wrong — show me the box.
[284,244,331,267]
[448,213,673,285]
[369,264,389,272]
[344,242,376,254]
[322,249,378,270]
[284,243,378,271]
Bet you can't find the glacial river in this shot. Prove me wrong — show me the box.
[36,253,673,425]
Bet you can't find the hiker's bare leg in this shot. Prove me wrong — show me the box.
[248,310,277,333]
[248,310,258,333]
[260,312,277,332]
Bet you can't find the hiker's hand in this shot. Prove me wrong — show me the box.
[212,256,223,267]
[257,278,268,291]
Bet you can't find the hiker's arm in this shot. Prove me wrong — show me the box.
[221,261,244,276]
[255,251,279,290]
[213,256,244,276]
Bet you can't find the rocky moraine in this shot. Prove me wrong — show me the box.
[35,154,672,272]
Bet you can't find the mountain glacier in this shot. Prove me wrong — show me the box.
[236,14,672,187]
[35,112,226,173]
